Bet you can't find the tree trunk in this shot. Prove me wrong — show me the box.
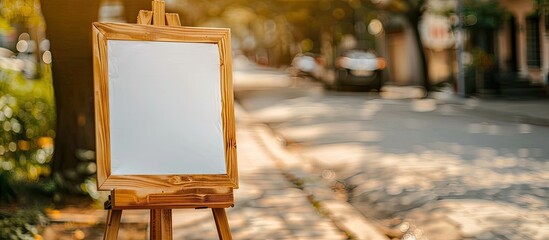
[409,18,431,92]
[40,0,100,188]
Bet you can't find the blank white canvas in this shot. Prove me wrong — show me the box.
[107,40,226,175]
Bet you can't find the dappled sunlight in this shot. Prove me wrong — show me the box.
[359,102,383,119]
[242,85,549,209]
[380,86,426,100]
[518,123,533,134]
[466,122,536,136]
[233,70,293,89]
[245,95,387,126]
[249,101,331,123]
[249,105,299,123]
[406,199,549,240]
[262,91,549,239]
[276,122,382,143]
[411,99,437,112]
[294,144,381,171]
[302,142,548,211]
[288,141,549,240]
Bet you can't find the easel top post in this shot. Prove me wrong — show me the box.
[152,0,165,26]
[137,0,181,26]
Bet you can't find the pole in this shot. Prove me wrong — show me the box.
[456,0,465,97]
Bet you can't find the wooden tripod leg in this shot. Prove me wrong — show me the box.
[212,208,232,240]
[150,209,172,240]
[103,210,122,240]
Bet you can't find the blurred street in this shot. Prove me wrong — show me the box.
[233,62,549,240]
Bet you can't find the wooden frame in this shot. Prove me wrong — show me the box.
[92,22,238,207]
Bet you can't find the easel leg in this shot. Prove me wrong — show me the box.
[150,209,172,240]
[103,210,122,240]
[212,208,232,240]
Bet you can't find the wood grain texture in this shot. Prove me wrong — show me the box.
[137,10,152,25]
[218,29,239,189]
[92,22,238,195]
[103,210,122,240]
[93,22,228,44]
[165,13,181,26]
[152,0,165,26]
[150,209,172,240]
[93,25,111,187]
[110,188,234,209]
[102,175,236,190]
[212,208,233,240]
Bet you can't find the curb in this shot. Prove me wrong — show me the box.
[252,124,389,240]
[437,98,549,127]
[235,102,388,240]
[458,104,549,127]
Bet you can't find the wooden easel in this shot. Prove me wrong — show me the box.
[101,1,233,239]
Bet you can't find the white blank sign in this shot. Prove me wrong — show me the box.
[107,40,226,175]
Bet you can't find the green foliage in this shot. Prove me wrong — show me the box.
[0,0,46,29]
[535,0,549,13]
[2,0,100,204]
[1,0,56,205]
[0,51,55,240]
[0,65,56,186]
[463,0,509,29]
[365,0,427,18]
[0,0,56,237]
[0,209,48,240]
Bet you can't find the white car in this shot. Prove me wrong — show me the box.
[290,53,325,80]
[322,50,386,91]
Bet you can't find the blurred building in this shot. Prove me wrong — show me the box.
[378,0,548,96]
[381,14,447,87]
[498,0,548,86]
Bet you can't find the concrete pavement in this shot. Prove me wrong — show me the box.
[448,98,549,127]
[231,103,388,240]
[234,72,549,240]
[239,92,549,240]
[383,85,549,127]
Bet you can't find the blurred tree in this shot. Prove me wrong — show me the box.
[444,0,509,93]
[0,1,56,238]
[0,0,47,76]
[169,0,303,65]
[0,67,56,201]
[536,0,549,13]
[461,0,508,29]
[167,0,375,66]
[1,0,56,200]
[367,0,431,92]
[40,0,100,193]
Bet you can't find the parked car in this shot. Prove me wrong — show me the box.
[289,53,325,80]
[321,50,386,91]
